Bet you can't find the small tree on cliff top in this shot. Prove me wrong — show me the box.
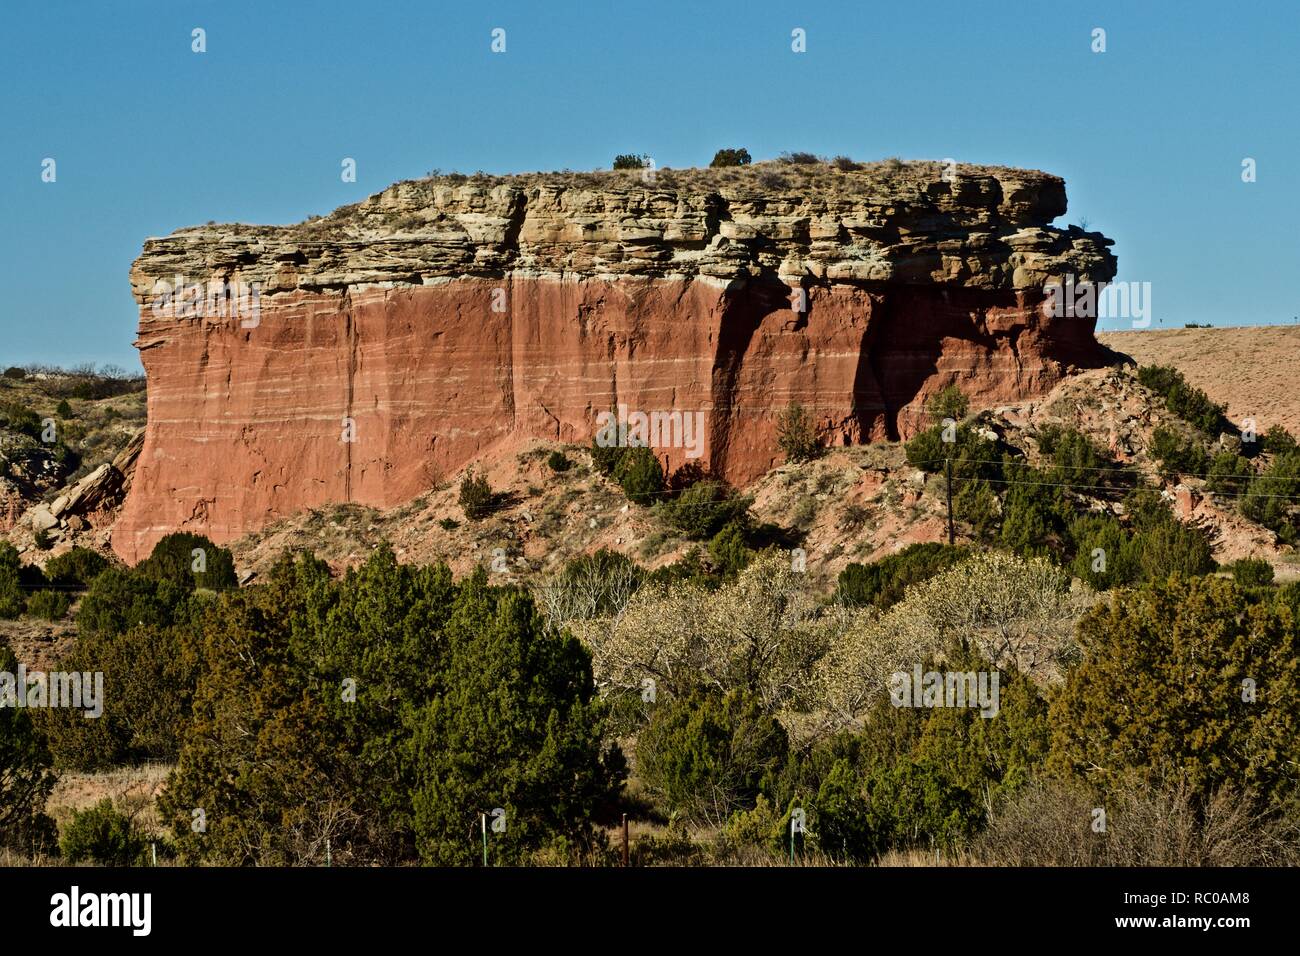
[613,154,650,171]
[710,148,752,168]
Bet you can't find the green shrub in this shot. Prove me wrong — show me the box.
[77,567,190,637]
[437,517,459,531]
[0,400,41,439]
[1276,581,1300,620]
[590,429,627,477]
[1067,504,1214,589]
[637,689,789,826]
[0,641,58,855]
[953,477,999,540]
[25,590,69,621]
[458,469,495,520]
[1038,424,1130,491]
[643,548,719,591]
[710,148,751,168]
[1149,425,1209,480]
[1050,575,1300,804]
[779,151,820,165]
[721,793,788,856]
[925,385,970,424]
[1206,450,1255,495]
[1135,364,1181,397]
[546,450,571,473]
[137,532,237,590]
[43,547,110,587]
[1137,365,1226,436]
[0,542,25,618]
[776,401,819,463]
[3,366,26,380]
[1264,426,1299,458]
[836,543,969,609]
[656,480,752,540]
[1230,557,1274,587]
[1067,515,1135,589]
[1128,507,1217,582]
[1241,452,1300,544]
[614,446,663,506]
[613,154,649,170]
[903,423,998,479]
[776,644,1050,862]
[999,460,1073,558]
[708,520,753,577]
[410,580,624,864]
[810,761,876,860]
[59,799,148,866]
[42,621,201,770]
[33,529,53,551]
[55,399,72,418]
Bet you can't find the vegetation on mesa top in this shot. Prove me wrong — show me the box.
[609,147,890,175]
[397,150,1027,205]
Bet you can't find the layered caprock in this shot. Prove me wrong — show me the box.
[113,160,1116,562]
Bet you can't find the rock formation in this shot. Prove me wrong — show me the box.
[18,431,142,554]
[113,159,1117,562]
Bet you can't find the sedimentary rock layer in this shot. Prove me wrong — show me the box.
[113,161,1116,562]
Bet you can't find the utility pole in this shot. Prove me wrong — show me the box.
[945,457,955,546]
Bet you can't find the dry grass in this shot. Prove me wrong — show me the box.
[47,763,173,837]
[0,613,78,670]
[971,779,1300,867]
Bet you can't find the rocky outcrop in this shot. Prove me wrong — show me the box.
[20,431,142,553]
[113,160,1117,562]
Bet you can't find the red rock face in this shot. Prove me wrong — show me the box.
[111,274,1104,562]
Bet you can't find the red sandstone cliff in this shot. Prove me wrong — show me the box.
[113,159,1116,562]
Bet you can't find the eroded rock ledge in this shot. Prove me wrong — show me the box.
[131,160,1113,294]
[115,160,1117,562]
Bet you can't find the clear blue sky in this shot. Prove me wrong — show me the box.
[2,0,1296,370]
